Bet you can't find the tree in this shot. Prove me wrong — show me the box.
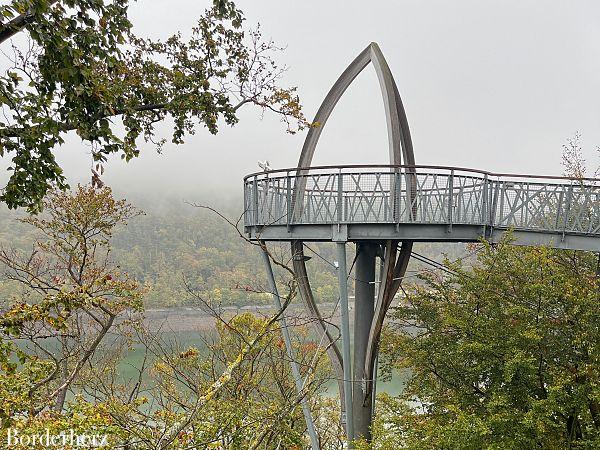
[83,312,339,449]
[0,0,308,210]
[0,184,144,423]
[0,190,344,447]
[375,239,600,449]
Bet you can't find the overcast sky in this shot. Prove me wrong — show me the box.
[3,0,600,203]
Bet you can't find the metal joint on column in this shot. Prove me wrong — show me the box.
[333,224,348,242]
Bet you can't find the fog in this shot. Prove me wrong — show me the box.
[2,0,600,205]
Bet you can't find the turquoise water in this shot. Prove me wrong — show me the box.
[117,329,408,400]
[323,369,408,398]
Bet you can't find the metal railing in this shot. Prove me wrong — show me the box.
[243,165,600,236]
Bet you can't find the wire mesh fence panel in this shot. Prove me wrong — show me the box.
[452,175,486,224]
[296,173,339,224]
[343,172,393,223]
[496,182,560,231]
[493,181,600,234]
[564,184,600,234]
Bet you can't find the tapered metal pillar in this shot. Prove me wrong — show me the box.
[260,245,319,450]
[353,242,377,441]
[372,256,384,415]
[336,242,354,446]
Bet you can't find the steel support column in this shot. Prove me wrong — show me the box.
[372,255,384,415]
[336,242,355,446]
[260,246,319,450]
[353,242,377,441]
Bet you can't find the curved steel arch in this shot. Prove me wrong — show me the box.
[297,42,414,168]
[291,43,416,419]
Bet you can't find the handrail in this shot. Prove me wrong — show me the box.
[243,164,600,184]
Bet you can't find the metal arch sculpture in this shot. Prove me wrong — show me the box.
[292,42,416,440]
[296,42,415,168]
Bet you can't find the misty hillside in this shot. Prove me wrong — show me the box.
[0,194,469,309]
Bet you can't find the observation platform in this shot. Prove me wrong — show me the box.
[243,164,600,252]
[245,43,600,448]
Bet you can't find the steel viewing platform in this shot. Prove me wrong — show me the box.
[244,164,600,252]
[245,42,600,448]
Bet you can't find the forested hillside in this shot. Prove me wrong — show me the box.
[0,194,340,308]
[0,194,467,309]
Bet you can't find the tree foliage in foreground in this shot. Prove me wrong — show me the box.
[0,186,343,448]
[0,0,308,210]
[83,313,341,449]
[375,240,600,449]
[0,185,143,425]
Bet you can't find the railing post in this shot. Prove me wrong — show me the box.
[286,171,292,231]
[482,174,489,236]
[562,183,573,241]
[554,190,565,230]
[338,169,343,227]
[274,179,280,224]
[253,175,259,225]
[395,170,401,231]
[345,196,349,223]
[489,178,500,235]
[498,181,506,227]
[244,181,249,225]
[405,170,415,222]
[447,169,454,233]
[520,184,529,227]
